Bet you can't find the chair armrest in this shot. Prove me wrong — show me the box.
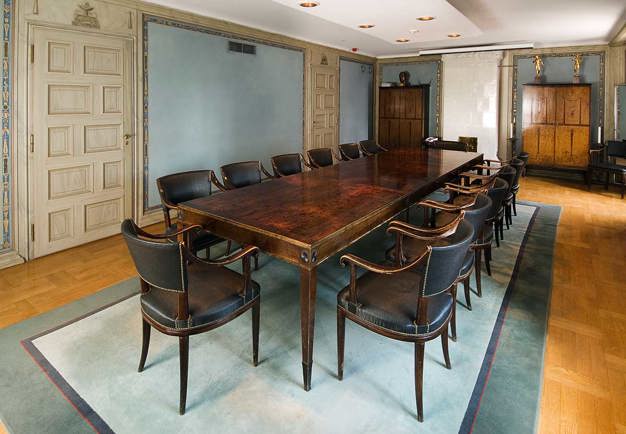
[300,154,314,169]
[387,212,463,240]
[417,198,475,212]
[187,245,259,267]
[210,171,229,191]
[340,248,430,275]
[133,224,203,241]
[332,149,342,162]
[589,145,605,154]
[260,163,276,180]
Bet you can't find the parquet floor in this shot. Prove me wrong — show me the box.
[1,176,625,433]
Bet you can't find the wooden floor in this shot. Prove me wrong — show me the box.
[1,176,625,433]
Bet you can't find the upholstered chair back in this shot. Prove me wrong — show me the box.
[121,219,187,292]
[460,193,492,242]
[360,140,381,155]
[307,148,334,168]
[221,161,262,189]
[272,153,302,177]
[487,178,509,220]
[497,165,516,194]
[157,170,213,207]
[339,143,361,160]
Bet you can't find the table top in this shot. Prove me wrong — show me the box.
[179,147,482,251]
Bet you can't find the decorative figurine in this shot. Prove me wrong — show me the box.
[399,71,411,87]
[532,55,543,82]
[572,53,583,83]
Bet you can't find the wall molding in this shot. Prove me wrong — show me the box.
[1,0,12,252]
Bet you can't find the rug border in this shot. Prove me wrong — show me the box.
[19,205,544,434]
[459,205,541,433]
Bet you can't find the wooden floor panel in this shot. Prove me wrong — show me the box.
[1,177,625,432]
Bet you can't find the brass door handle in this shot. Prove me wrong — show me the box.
[123,134,134,146]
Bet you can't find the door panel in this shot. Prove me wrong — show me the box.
[31,27,132,258]
[311,66,338,151]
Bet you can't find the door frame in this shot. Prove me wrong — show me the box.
[23,22,136,259]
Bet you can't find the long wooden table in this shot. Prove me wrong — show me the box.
[179,147,483,390]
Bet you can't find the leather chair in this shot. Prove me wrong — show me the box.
[121,219,260,415]
[588,140,626,199]
[339,143,361,160]
[517,152,529,177]
[271,153,312,177]
[509,158,525,216]
[157,170,224,258]
[306,148,337,168]
[359,139,388,156]
[423,138,469,152]
[486,178,509,248]
[214,161,274,191]
[337,216,474,422]
[497,165,517,228]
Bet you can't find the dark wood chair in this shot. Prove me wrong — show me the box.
[337,216,474,422]
[213,161,274,191]
[588,140,626,199]
[271,153,312,177]
[157,170,225,258]
[497,165,517,228]
[338,143,361,160]
[486,178,509,248]
[306,147,338,168]
[359,139,388,156]
[509,158,525,215]
[121,219,260,415]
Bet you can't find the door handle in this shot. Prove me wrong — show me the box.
[123,134,134,147]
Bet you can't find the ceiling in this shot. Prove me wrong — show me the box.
[144,0,626,57]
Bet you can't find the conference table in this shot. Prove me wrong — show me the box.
[179,146,483,391]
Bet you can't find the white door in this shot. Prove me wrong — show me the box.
[311,65,338,148]
[29,27,133,258]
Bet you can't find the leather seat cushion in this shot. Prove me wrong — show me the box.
[338,270,453,335]
[141,264,259,331]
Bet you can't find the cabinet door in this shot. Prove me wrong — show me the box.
[555,126,589,167]
[378,119,389,147]
[524,125,555,166]
[399,120,411,146]
[388,119,400,146]
[555,86,590,126]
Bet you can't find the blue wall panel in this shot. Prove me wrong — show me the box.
[145,18,304,209]
[339,59,373,144]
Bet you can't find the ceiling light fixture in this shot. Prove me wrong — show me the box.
[358,24,375,29]
[396,38,410,43]
[299,1,319,7]
[417,16,435,21]
[448,33,461,38]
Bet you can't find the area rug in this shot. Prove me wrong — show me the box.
[0,202,560,434]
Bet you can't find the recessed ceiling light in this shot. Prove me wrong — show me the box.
[396,38,410,43]
[358,24,375,29]
[299,1,319,7]
[417,16,435,21]
[409,29,420,34]
[448,33,461,38]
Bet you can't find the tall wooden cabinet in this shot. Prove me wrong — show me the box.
[522,84,591,169]
[378,86,429,148]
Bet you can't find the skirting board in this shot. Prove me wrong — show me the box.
[0,250,25,270]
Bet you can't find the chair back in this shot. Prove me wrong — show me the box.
[422,220,474,297]
[157,170,213,206]
[272,153,302,177]
[359,140,381,155]
[339,143,361,160]
[607,140,626,159]
[121,219,187,292]
[307,148,334,168]
[486,178,509,220]
[459,193,492,242]
[425,139,468,152]
[497,165,516,194]
[510,158,524,188]
[221,161,262,189]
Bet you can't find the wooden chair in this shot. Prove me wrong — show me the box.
[337,216,474,422]
[486,178,509,248]
[509,158,525,215]
[338,143,361,160]
[588,140,626,199]
[497,165,517,229]
[359,139,388,156]
[212,161,274,191]
[121,219,260,415]
[271,153,312,177]
[306,147,339,168]
[157,170,225,258]
[458,136,478,152]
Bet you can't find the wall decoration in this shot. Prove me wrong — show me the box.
[320,54,328,65]
[1,0,12,251]
[72,2,100,29]
[532,55,543,82]
[398,71,410,87]
[572,53,582,83]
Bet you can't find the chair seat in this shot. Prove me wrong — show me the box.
[141,264,259,331]
[338,270,453,335]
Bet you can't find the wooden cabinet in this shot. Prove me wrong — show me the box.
[522,84,591,169]
[378,86,429,148]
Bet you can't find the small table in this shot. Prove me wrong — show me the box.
[179,147,483,390]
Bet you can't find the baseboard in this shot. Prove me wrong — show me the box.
[0,250,25,270]
[526,167,585,182]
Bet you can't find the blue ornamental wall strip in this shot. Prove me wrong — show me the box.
[1,0,11,251]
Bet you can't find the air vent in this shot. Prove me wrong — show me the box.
[228,41,256,55]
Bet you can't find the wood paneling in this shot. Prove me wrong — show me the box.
[522,84,591,169]
[378,86,428,148]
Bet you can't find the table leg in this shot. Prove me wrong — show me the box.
[300,267,317,391]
